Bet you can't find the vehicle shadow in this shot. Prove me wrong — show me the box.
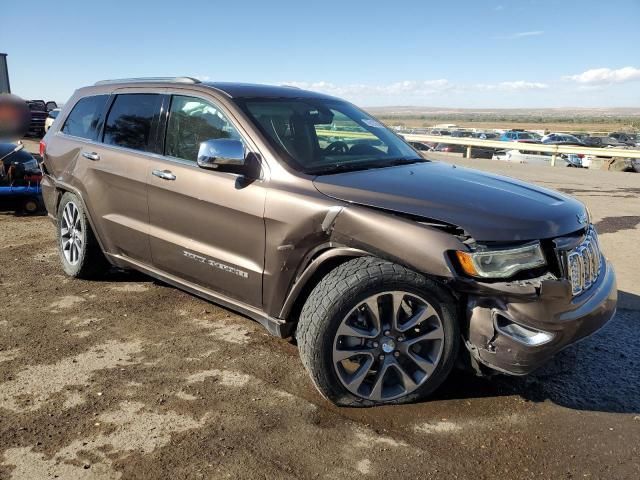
[435,290,640,414]
[97,267,155,284]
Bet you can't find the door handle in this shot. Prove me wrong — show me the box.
[82,151,100,161]
[152,169,176,181]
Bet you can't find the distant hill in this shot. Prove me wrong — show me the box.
[365,107,640,117]
[363,107,640,132]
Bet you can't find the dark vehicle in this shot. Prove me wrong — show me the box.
[26,100,48,136]
[428,129,452,136]
[472,132,499,140]
[541,133,584,146]
[25,100,58,136]
[40,78,616,406]
[0,142,43,214]
[408,141,432,152]
[571,133,589,141]
[585,136,628,148]
[450,130,473,138]
[609,132,638,146]
[434,143,495,159]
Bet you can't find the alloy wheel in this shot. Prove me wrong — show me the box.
[60,201,83,265]
[332,291,445,402]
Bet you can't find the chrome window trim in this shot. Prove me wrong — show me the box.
[55,131,264,181]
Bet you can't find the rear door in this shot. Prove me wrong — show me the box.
[71,91,163,263]
[146,93,266,307]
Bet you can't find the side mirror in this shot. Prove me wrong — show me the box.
[197,139,246,172]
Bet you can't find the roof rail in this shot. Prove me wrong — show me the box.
[94,77,201,86]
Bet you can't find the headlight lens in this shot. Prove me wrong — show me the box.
[455,242,546,279]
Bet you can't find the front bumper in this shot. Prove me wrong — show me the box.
[462,260,617,376]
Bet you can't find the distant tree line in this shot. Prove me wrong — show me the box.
[376,114,640,129]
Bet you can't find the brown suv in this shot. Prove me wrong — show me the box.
[40,78,617,406]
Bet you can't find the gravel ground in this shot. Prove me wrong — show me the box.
[0,144,638,479]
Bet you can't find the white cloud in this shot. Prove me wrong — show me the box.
[513,30,544,38]
[475,81,549,91]
[563,67,640,85]
[285,79,453,98]
[497,30,544,39]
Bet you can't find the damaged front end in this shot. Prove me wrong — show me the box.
[455,246,617,376]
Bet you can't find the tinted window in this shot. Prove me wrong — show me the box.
[164,95,244,162]
[103,94,162,152]
[61,95,109,140]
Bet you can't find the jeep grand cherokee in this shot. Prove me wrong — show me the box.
[39,78,617,406]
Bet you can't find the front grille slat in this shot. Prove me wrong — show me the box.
[564,226,601,296]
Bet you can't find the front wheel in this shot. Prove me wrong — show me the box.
[296,257,459,407]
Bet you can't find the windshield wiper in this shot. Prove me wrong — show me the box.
[382,157,426,167]
[307,157,426,175]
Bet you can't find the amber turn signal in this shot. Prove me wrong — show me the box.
[455,251,479,277]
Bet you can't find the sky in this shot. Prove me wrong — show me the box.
[2,0,639,108]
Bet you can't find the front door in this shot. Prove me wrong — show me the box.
[146,94,266,308]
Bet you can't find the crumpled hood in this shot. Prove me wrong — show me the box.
[313,162,587,242]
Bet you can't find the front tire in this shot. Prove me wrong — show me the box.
[296,257,459,407]
[57,192,109,278]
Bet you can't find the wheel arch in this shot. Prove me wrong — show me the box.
[278,245,462,331]
[53,183,112,264]
[278,246,369,322]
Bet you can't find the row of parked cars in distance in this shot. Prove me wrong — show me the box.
[405,128,640,171]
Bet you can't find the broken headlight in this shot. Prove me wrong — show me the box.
[455,242,546,279]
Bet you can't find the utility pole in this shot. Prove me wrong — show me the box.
[0,53,11,94]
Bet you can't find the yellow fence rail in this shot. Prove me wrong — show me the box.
[402,134,640,165]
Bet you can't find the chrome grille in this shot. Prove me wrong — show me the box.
[566,227,602,296]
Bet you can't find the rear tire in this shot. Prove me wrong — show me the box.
[57,192,110,278]
[296,256,459,407]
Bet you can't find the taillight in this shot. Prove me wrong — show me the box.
[577,154,584,158]
[39,140,46,157]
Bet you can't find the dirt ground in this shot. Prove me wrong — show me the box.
[0,146,639,479]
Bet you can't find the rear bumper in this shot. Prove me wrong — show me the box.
[463,260,617,375]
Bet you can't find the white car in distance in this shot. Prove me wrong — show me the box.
[44,108,61,133]
[492,149,582,167]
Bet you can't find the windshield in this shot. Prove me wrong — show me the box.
[235,98,423,174]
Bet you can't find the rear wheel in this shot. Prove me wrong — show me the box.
[57,192,109,278]
[297,257,459,406]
